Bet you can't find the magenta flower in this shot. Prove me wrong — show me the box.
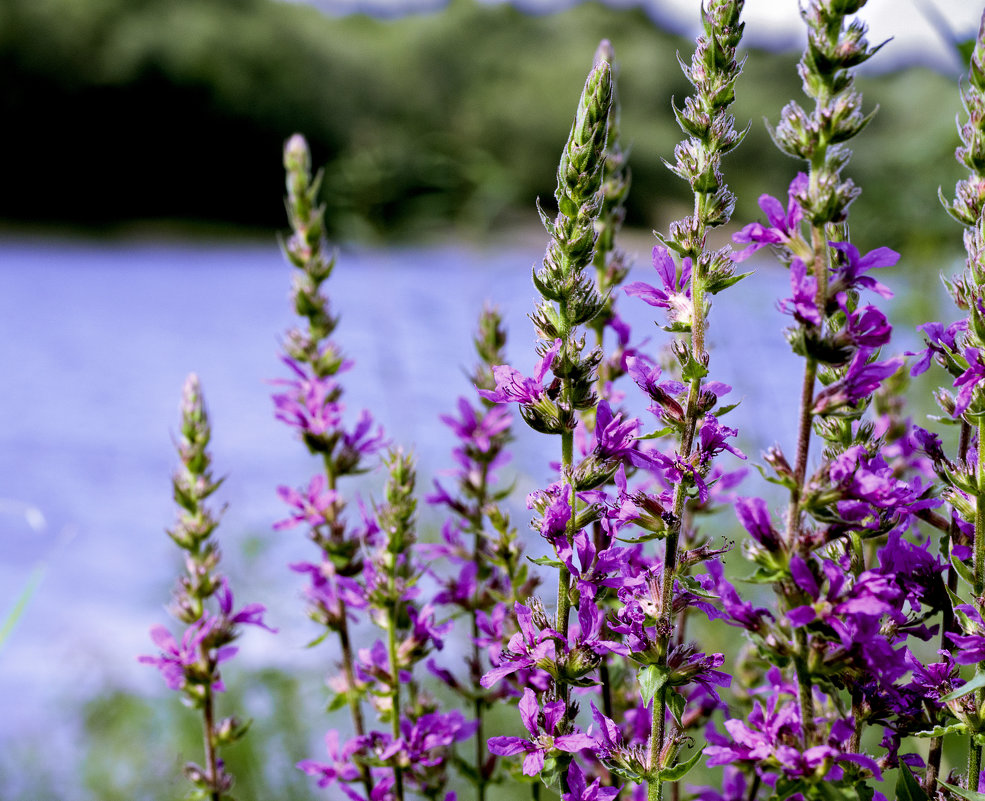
[732,172,807,261]
[487,688,594,776]
[138,618,235,692]
[624,246,692,326]
[296,729,363,789]
[562,760,620,801]
[953,346,985,416]
[778,258,820,326]
[271,357,345,436]
[827,241,897,307]
[479,602,560,688]
[274,474,339,530]
[812,348,903,413]
[478,339,561,404]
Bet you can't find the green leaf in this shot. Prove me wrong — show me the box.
[681,357,709,383]
[940,670,985,703]
[952,553,976,587]
[665,689,686,727]
[657,747,703,782]
[911,722,967,738]
[527,554,564,569]
[939,781,985,801]
[895,763,929,801]
[540,754,569,790]
[305,631,331,648]
[638,664,668,706]
[706,270,753,295]
[715,400,742,417]
[0,563,45,653]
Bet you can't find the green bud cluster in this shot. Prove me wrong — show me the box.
[529,58,612,430]
[665,0,746,248]
[282,133,342,376]
[771,0,882,225]
[946,96,985,230]
[589,40,633,389]
[168,373,225,620]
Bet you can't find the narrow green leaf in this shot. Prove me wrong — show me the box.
[940,671,985,703]
[665,689,686,728]
[911,722,967,738]
[0,563,45,652]
[657,746,703,782]
[952,553,976,587]
[939,781,985,801]
[527,554,564,569]
[895,762,929,801]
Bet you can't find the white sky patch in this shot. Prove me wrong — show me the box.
[287,0,983,74]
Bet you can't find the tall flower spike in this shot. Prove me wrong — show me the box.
[139,374,272,801]
[633,4,747,801]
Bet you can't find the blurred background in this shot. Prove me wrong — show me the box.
[0,0,981,798]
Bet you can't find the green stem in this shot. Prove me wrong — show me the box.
[200,646,222,801]
[556,428,575,704]
[387,602,405,801]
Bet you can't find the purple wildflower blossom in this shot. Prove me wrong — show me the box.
[812,348,904,414]
[274,474,338,531]
[138,618,235,692]
[478,339,561,404]
[909,320,967,376]
[480,602,560,688]
[624,246,693,326]
[954,346,985,416]
[827,241,897,307]
[297,729,363,790]
[696,559,773,632]
[732,172,807,262]
[271,357,346,436]
[779,258,820,326]
[562,760,620,801]
[439,396,512,453]
[734,496,782,551]
[487,688,594,776]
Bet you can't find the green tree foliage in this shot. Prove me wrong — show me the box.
[0,0,966,252]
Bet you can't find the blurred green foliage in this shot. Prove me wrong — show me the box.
[0,0,969,252]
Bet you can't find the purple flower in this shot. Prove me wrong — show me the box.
[216,577,277,633]
[479,602,560,688]
[561,760,619,801]
[734,496,782,552]
[274,474,338,531]
[478,339,561,404]
[439,397,512,453]
[271,358,345,437]
[954,346,985,416]
[827,241,897,307]
[297,729,363,789]
[812,348,904,413]
[624,246,692,326]
[138,618,235,692]
[696,559,773,632]
[778,258,820,326]
[845,305,892,348]
[487,688,594,777]
[949,605,985,664]
[732,173,807,261]
[909,320,967,377]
